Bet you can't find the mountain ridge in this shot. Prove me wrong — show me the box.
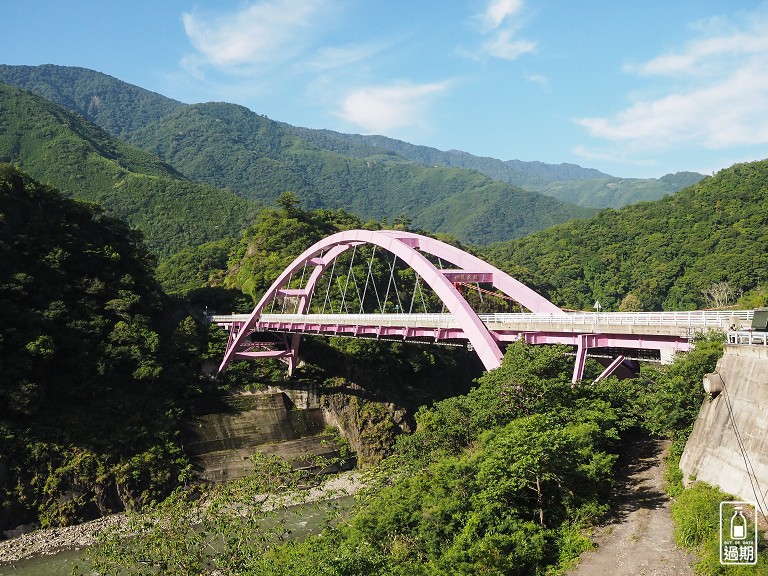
[0,83,259,258]
[0,64,702,215]
[0,65,597,245]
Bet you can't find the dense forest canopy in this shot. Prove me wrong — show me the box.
[0,83,259,259]
[484,160,768,311]
[0,165,205,528]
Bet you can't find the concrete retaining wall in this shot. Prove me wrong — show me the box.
[182,390,334,483]
[679,345,768,503]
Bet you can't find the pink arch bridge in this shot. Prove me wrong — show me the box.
[214,230,748,383]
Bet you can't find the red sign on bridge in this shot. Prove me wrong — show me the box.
[442,271,494,283]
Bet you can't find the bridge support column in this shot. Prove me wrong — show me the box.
[286,333,301,376]
[594,355,626,383]
[572,334,590,384]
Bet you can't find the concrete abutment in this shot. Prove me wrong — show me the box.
[680,345,768,503]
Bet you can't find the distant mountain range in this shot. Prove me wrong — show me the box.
[0,83,258,258]
[279,128,704,208]
[0,64,703,248]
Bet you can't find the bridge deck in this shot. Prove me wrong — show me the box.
[212,310,753,382]
[212,310,752,338]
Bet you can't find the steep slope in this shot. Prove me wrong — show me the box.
[0,83,258,258]
[123,101,595,242]
[0,65,594,243]
[484,160,768,311]
[0,165,192,529]
[0,64,185,137]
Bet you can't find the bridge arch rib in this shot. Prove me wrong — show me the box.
[218,229,562,374]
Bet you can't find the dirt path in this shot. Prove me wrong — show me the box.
[569,436,696,576]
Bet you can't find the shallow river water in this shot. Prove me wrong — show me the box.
[0,495,356,576]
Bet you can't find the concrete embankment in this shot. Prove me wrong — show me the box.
[680,344,768,502]
[183,387,345,483]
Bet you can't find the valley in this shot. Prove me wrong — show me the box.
[1,63,767,574]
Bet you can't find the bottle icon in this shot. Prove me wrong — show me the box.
[731,506,747,540]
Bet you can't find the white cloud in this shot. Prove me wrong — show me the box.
[526,73,550,91]
[182,0,327,73]
[483,30,536,61]
[478,0,525,32]
[472,0,535,61]
[304,43,384,71]
[576,11,768,151]
[335,81,450,134]
[627,31,768,77]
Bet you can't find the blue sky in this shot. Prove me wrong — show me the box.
[4,0,768,178]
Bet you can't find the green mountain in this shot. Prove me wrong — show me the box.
[0,164,195,529]
[281,127,705,208]
[0,65,595,244]
[484,159,768,312]
[0,83,258,258]
[536,172,706,208]
[0,64,184,137]
[281,127,612,184]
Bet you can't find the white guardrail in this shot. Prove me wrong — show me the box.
[211,310,754,330]
[727,331,768,346]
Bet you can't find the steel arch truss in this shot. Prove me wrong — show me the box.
[218,229,562,374]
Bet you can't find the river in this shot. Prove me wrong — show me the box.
[0,494,356,575]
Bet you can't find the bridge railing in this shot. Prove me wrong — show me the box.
[260,313,462,329]
[211,310,753,329]
[481,310,753,327]
[727,330,768,345]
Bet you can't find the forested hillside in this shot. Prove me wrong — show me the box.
[535,171,705,208]
[282,127,704,207]
[484,160,768,312]
[4,64,697,244]
[121,101,595,244]
[0,64,184,136]
[0,83,258,258]
[0,165,202,529]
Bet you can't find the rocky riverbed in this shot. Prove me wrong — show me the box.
[0,471,362,565]
[0,514,126,564]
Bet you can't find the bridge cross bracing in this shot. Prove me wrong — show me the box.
[214,230,753,383]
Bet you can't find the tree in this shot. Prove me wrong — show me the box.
[619,292,643,312]
[701,281,735,309]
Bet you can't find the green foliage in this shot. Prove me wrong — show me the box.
[83,453,352,575]
[485,160,768,310]
[224,200,399,309]
[737,285,768,308]
[0,83,258,260]
[671,482,725,550]
[0,166,201,529]
[639,332,725,441]
[670,483,768,574]
[155,239,236,295]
